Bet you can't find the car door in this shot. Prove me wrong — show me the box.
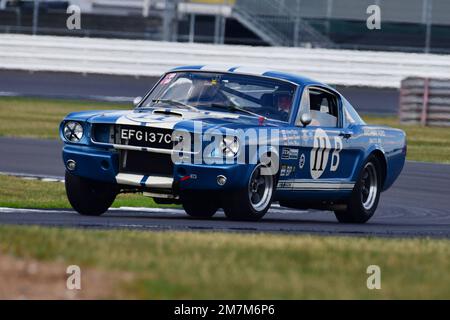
[290,86,357,193]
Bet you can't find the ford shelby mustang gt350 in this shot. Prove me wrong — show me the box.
[60,66,406,222]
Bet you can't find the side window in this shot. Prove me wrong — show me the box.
[308,88,339,127]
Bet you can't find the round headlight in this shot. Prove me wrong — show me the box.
[220,136,240,158]
[63,121,84,142]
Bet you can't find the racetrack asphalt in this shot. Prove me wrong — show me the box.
[0,137,449,238]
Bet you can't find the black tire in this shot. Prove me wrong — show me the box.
[222,164,275,221]
[65,171,117,216]
[334,155,382,223]
[181,191,219,219]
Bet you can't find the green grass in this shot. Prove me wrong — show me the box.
[0,97,449,163]
[0,97,129,139]
[0,174,175,209]
[0,225,449,299]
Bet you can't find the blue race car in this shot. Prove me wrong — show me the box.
[60,66,406,223]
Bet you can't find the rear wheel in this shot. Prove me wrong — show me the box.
[334,156,381,223]
[181,192,219,219]
[65,171,117,216]
[222,164,275,221]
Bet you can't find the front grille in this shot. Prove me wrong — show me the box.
[92,124,114,144]
[91,124,175,177]
[120,150,174,176]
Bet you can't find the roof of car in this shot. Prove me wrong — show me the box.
[170,65,327,88]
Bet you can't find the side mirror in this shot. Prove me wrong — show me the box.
[300,113,312,127]
[133,96,142,107]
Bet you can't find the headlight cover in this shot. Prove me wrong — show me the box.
[63,121,84,142]
[219,136,240,158]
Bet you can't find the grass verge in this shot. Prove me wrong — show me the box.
[0,225,449,299]
[0,97,128,139]
[0,97,449,163]
[0,174,175,209]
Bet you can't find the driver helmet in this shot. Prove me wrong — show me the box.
[276,92,292,113]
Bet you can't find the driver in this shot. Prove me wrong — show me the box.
[187,78,225,105]
[276,93,292,119]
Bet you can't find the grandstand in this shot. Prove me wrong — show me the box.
[0,0,450,52]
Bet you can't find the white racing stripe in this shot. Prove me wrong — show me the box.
[115,173,173,189]
[116,109,240,130]
[277,180,355,191]
[291,183,354,190]
[200,64,237,72]
[112,207,185,214]
[232,66,269,76]
[112,144,174,154]
[200,65,270,76]
[115,173,144,186]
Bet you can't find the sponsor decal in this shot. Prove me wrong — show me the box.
[310,129,342,179]
[363,128,386,137]
[161,73,176,85]
[277,181,292,189]
[301,130,311,143]
[279,130,301,146]
[281,148,299,160]
[280,165,295,177]
[369,138,382,144]
[299,153,306,169]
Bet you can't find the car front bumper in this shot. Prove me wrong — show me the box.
[62,145,254,193]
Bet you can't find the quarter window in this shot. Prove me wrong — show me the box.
[308,88,339,127]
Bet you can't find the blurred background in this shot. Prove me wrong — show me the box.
[1,0,450,120]
[1,0,450,52]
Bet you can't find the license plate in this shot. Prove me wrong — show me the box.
[119,125,173,149]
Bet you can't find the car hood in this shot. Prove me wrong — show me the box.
[70,108,284,131]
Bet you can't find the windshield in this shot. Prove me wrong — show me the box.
[140,71,297,122]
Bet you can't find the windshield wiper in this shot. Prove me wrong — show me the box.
[210,103,265,119]
[152,99,199,112]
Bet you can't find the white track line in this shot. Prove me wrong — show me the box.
[0,171,64,182]
[0,206,306,215]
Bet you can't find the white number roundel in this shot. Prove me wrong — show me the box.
[310,129,331,179]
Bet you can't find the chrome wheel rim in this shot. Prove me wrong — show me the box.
[361,162,378,210]
[248,165,273,212]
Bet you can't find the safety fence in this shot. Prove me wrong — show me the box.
[399,77,450,127]
[1,34,450,88]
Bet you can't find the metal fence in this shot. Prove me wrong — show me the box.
[399,77,450,127]
[1,0,450,53]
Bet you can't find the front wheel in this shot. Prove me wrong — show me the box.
[334,156,381,223]
[65,171,117,216]
[222,164,275,221]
